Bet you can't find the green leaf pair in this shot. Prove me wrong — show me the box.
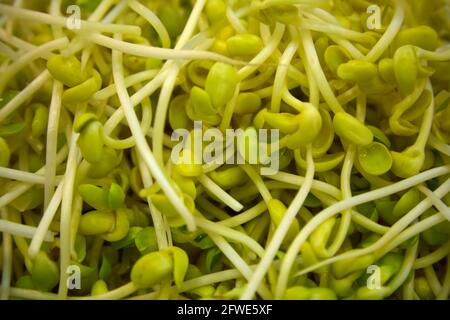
[130,246,189,289]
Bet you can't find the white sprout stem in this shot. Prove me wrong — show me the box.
[413,81,435,151]
[300,9,365,59]
[0,4,141,35]
[44,81,63,209]
[299,31,320,106]
[93,69,159,101]
[100,31,210,131]
[28,179,65,258]
[326,94,366,257]
[198,174,244,212]
[226,5,247,33]
[174,0,206,49]
[152,66,178,165]
[437,255,450,300]
[136,152,169,250]
[0,41,17,59]
[417,46,450,61]
[208,233,272,300]
[296,178,450,281]
[220,83,240,132]
[0,36,67,94]
[384,241,418,297]
[58,135,79,298]
[112,34,196,231]
[1,209,12,300]
[241,165,272,204]
[334,38,365,60]
[0,70,51,123]
[219,201,267,228]
[301,20,372,43]
[414,240,450,269]
[271,41,299,113]
[5,288,59,300]
[417,184,450,222]
[275,165,450,298]
[0,28,36,52]
[102,0,129,24]
[241,147,315,300]
[351,211,390,234]
[0,219,54,241]
[428,133,450,157]
[263,171,342,199]
[128,0,171,48]
[238,23,285,80]
[0,145,68,208]
[75,282,137,300]
[377,213,445,259]
[85,33,242,64]
[312,188,390,234]
[195,216,265,257]
[0,167,47,184]
[364,0,405,62]
[424,264,442,296]
[177,257,303,294]
[299,26,344,113]
[87,0,117,22]
[49,0,63,38]
[102,70,169,137]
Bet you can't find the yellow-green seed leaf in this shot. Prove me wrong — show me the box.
[226,34,263,56]
[333,112,373,146]
[131,251,173,289]
[205,62,238,109]
[78,210,115,235]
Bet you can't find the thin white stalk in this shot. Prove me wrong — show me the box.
[44,81,63,209]
[136,152,169,250]
[208,233,272,300]
[152,66,178,165]
[364,0,405,62]
[129,0,171,48]
[417,184,450,222]
[238,23,285,80]
[195,216,265,257]
[74,282,137,300]
[219,201,267,228]
[299,26,343,113]
[112,34,196,231]
[226,5,247,33]
[0,4,141,35]
[414,240,450,269]
[0,219,54,241]
[28,179,65,258]
[262,171,342,203]
[85,33,242,64]
[0,167,47,184]
[58,135,79,298]
[198,174,244,212]
[0,37,68,94]
[0,70,51,123]
[241,147,315,300]
[1,209,12,300]
[276,166,450,298]
[271,41,299,113]
[93,69,159,101]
